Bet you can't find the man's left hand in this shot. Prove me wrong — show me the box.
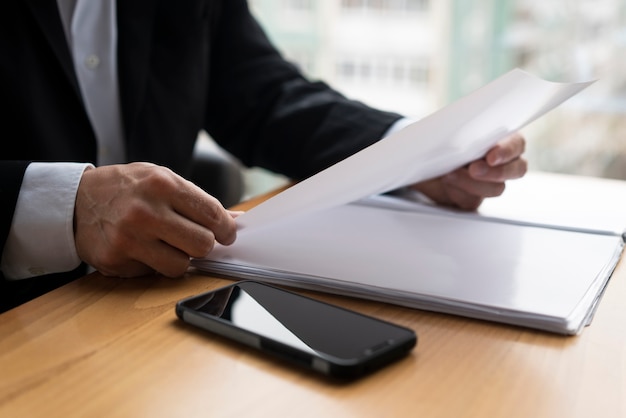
[411,132,527,210]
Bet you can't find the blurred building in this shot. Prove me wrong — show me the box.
[247,0,626,185]
[250,0,443,119]
[505,0,626,178]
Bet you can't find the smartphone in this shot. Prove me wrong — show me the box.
[176,281,417,379]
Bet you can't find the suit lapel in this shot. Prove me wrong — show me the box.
[26,0,158,144]
[116,0,157,141]
[24,0,82,100]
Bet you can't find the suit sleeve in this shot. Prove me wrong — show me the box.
[204,0,402,180]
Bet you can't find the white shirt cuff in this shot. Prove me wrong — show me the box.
[1,162,93,279]
[382,117,416,139]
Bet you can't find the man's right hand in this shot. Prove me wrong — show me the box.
[74,162,238,278]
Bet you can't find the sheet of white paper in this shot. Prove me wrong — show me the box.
[478,171,626,235]
[235,68,594,231]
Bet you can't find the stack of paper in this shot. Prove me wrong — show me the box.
[192,69,622,335]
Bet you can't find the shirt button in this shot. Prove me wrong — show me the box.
[85,54,100,69]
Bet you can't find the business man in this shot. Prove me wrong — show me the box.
[0,0,527,312]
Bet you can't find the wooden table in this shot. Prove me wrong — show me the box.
[1,188,625,418]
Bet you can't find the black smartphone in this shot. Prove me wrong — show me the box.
[175,281,417,379]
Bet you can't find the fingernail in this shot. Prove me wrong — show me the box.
[490,156,503,165]
[228,210,245,218]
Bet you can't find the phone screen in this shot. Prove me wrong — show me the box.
[176,281,417,378]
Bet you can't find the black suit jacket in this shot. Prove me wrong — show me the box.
[0,0,400,310]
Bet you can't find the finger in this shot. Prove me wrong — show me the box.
[95,185,221,260]
[119,193,221,259]
[118,235,194,278]
[87,221,195,278]
[228,210,245,218]
[440,181,485,211]
[166,178,237,246]
[468,157,527,182]
[155,215,218,258]
[444,170,506,199]
[485,132,526,166]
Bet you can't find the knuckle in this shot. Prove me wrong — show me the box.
[205,198,224,223]
[141,165,179,194]
[189,231,216,257]
[150,170,176,191]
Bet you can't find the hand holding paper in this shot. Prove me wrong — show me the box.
[235,68,594,231]
[412,132,527,210]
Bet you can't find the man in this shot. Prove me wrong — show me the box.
[0,0,527,312]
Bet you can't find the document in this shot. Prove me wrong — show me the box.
[193,69,619,335]
[235,68,594,231]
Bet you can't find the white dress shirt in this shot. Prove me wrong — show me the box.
[1,2,412,280]
[1,0,123,279]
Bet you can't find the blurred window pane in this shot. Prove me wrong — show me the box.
[249,0,626,180]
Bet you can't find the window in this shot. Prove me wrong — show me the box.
[284,0,313,11]
[250,0,626,181]
[340,0,429,13]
